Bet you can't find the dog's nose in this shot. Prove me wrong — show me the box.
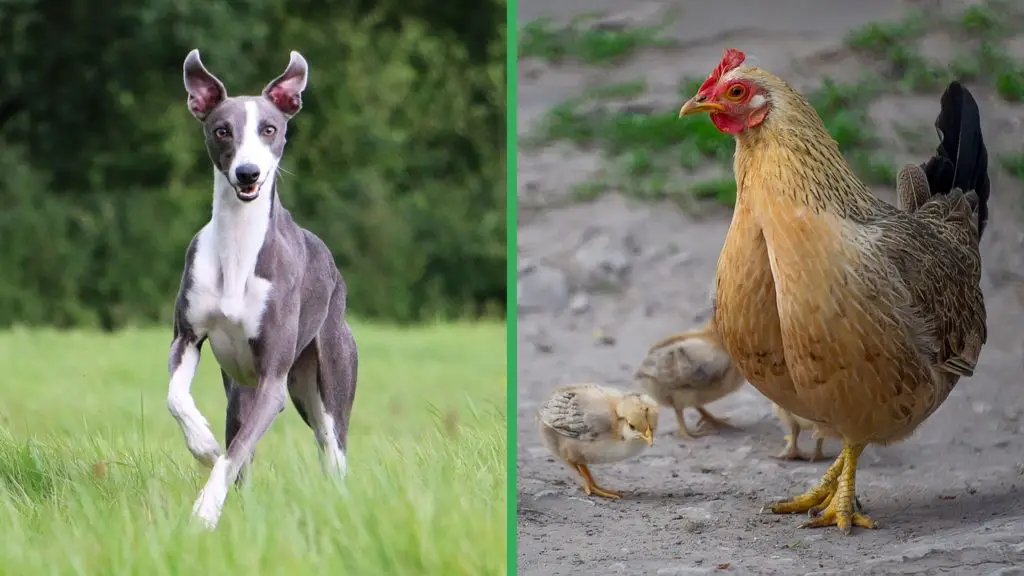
[235,164,260,185]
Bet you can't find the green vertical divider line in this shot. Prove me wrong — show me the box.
[505,0,518,573]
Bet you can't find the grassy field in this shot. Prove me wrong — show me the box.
[0,322,506,575]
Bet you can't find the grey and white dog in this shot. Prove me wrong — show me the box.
[167,49,358,529]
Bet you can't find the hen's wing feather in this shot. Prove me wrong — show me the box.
[538,384,614,441]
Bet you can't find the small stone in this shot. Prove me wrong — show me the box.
[573,231,632,292]
[533,489,560,499]
[569,293,590,315]
[656,567,711,576]
[594,328,616,346]
[518,265,570,314]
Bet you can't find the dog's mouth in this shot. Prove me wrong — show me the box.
[234,183,260,202]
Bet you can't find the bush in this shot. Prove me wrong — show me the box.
[0,1,505,328]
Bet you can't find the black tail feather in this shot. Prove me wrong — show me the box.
[920,81,990,238]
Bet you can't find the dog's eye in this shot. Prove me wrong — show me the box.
[213,127,230,139]
[262,126,277,137]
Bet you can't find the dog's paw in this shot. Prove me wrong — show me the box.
[191,456,231,530]
[191,492,223,530]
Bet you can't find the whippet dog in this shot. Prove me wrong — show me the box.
[167,49,358,529]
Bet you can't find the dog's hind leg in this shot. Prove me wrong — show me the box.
[288,287,357,479]
[316,287,358,478]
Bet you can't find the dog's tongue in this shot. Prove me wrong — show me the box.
[239,184,257,195]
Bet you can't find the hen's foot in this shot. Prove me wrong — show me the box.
[695,407,734,432]
[769,447,847,514]
[775,443,877,535]
[575,464,623,499]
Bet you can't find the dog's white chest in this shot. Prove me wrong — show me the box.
[185,223,272,386]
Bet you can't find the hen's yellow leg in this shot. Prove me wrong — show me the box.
[800,443,876,534]
[575,464,623,499]
[769,446,848,513]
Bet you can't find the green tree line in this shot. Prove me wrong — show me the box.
[0,0,506,329]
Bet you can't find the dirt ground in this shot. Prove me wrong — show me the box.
[515,1,1024,574]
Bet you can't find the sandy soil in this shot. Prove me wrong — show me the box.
[515,1,1024,574]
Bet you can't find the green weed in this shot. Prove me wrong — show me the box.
[519,16,673,64]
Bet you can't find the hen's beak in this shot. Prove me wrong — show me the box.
[679,96,725,117]
[642,429,654,446]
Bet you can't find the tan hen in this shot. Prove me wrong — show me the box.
[678,49,989,534]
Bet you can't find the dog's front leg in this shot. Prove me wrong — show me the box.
[167,335,222,467]
[192,376,288,529]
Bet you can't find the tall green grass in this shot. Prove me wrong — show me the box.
[0,322,506,575]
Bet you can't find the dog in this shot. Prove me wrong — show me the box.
[166,49,358,529]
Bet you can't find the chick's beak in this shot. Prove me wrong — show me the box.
[679,95,725,117]
[642,429,654,446]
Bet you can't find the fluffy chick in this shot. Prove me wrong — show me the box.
[772,404,831,462]
[635,320,745,439]
[537,383,659,499]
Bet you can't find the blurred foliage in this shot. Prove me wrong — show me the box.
[0,0,506,328]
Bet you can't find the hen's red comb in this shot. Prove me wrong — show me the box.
[698,48,746,93]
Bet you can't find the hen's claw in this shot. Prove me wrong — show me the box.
[770,443,875,535]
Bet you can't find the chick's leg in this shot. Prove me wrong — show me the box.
[774,419,810,461]
[695,406,734,432]
[675,407,712,439]
[811,438,826,462]
[574,464,623,499]
[800,443,876,534]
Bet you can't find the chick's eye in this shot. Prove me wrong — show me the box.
[262,126,277,137]
[727,84,746,100]
[628,424,637,431]
[213,127,230,139]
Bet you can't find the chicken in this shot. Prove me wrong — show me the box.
[635,319,745,439]
[678,48,989,534]
[537,383,659,499]
[772,403,829,462]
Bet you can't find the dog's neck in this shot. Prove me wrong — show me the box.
[210,170,276,301]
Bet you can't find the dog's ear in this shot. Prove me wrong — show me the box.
[183,49,227,121]
[262,51,308,118]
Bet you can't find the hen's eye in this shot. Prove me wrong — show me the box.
[261,126,277,137]
[213,127,230,139]
[727,84,746,99]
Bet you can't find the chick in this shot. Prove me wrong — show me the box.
[772,404,828,462]
[537,383,659,499]
[635,320,745,439]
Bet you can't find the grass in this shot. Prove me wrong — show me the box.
[0,323,506,575]
[843,3,1024,98]
[1000,151,1024,181]
[519,14,673,64]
